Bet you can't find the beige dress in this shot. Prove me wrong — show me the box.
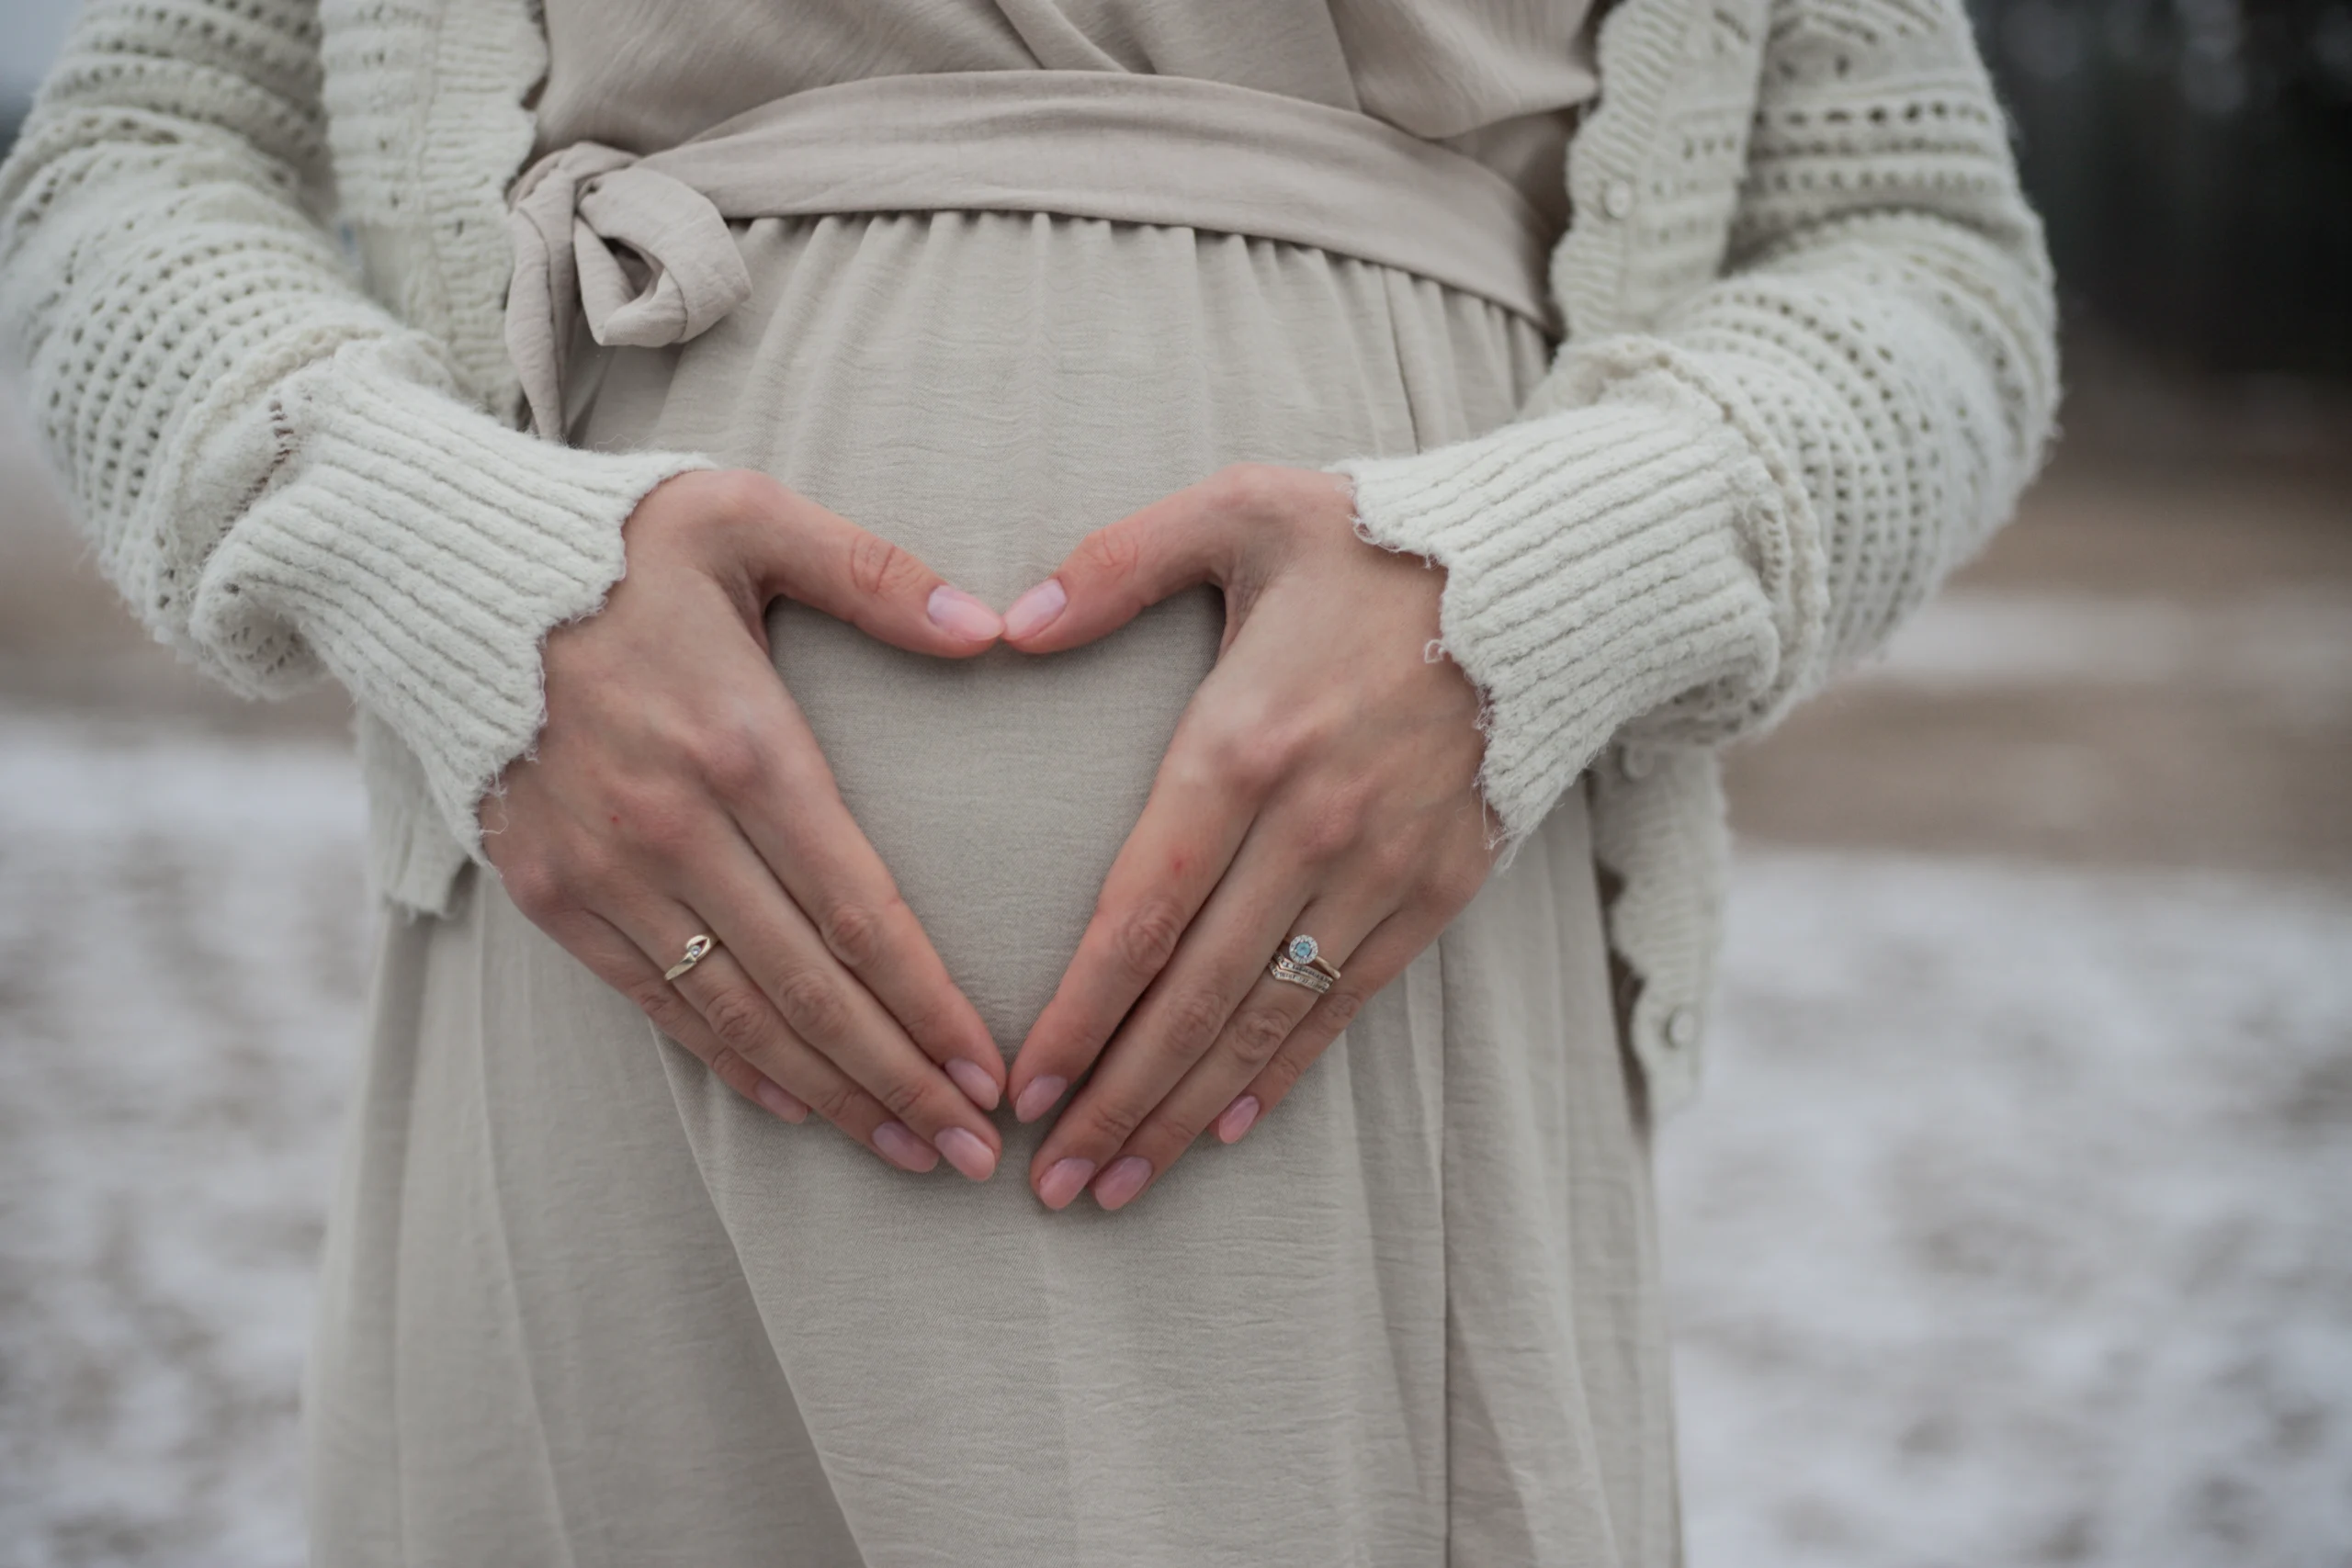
[307,5,1679,1563]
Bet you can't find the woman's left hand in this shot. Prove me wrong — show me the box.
[1001,464,1498,1212]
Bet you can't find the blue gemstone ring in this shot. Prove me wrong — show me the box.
[1273,933,1343,986]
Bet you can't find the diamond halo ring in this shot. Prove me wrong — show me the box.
[1266,932,1342,995]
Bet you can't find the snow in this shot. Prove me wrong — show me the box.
[1,708,2347,1564]
[1667,851,2352,1567]
[1852,589,2352,715]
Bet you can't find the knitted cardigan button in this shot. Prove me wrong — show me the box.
[1601,177,1636,220]
[1617,743,1654,781]
[1664,1006,1702,1051]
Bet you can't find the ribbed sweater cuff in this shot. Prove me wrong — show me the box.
[192,337,709,860]
[1331,370,1784,847]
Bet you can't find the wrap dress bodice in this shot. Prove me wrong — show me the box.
[306,5,1683,1563]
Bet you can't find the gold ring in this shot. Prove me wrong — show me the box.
[664,933,718,983]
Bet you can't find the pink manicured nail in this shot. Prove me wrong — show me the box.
[934,1127,998,1181]
[1002,579,1067,640]
[1092,1156,1152,1212]
[1038,1156,1096,1210]
[1216,1095,1261,1144]
[873,1121,940,1173]
[926,584,1003,642]
[945,1058,1001,1111]
[1013,1075,1068,1123]
[754,1080,808,1123]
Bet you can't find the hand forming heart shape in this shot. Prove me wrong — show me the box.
[485,462,1494,1204]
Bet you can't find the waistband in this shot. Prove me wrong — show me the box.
[506,70,1558,439]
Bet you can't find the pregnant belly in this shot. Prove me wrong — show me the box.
[572,209,1540,1047]
[774,592,1220,1047]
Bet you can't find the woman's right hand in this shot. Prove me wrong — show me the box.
[482,468,1011,1180]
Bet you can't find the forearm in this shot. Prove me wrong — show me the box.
[1335,0,2058,845]
[0,0,707,855]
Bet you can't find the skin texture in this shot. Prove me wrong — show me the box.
[482,468,1012,1181]
[486,461,1494,1204]
[1001,463,1496,1212]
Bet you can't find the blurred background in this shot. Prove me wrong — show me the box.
[3,2,2348,1563]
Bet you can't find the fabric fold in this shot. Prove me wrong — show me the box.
[503,69,1560,439]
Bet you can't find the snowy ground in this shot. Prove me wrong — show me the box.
[4,348,2348,1563]
[2,700,2346,1566]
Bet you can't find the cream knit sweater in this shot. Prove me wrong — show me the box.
[0,0,2055,1110]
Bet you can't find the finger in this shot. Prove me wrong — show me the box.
[724,694,1004,1111]
[1003,705,1260,1131]
[677,886,1002,1182]
[553,908,813,1123]
[663,942,941,1171]
[672,841,1001,1177]
[999,469,1252,652]
[618,889,993,1181]
[1227,908,1435,1134]
[1023,835,1315,1210]
[752,485,1003,657]
[1079,897,1385,1213]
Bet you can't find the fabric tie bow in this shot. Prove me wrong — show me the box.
[505,141,753,440]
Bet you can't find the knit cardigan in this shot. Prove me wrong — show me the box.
[0,0,2055,1111]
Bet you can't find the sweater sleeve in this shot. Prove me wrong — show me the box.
[1332,0,2059,847]
[0,0,706,860]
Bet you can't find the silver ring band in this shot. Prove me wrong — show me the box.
[664,933,718,983]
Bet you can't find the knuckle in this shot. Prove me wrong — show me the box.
[1081,1096,1147,1148]
[1204,720,1288,797]
[614,784,701,859]
[1125,1114,1192,1164]
[700,987,772,1055]
[688,725,769,803]
[817,896,892,972]
[1209,461,1280,519]
[807,1082,859,1126]
[704,1044,754,1092]
[847,530,922,601]
[1225,1003,1295,1068]
[1295,786,1369,863]
[627,976,689,1031]
[705,467,776,522]
[1075,522,1144,584]
[876,1076,929,1122]
[1159,989,1229,1058]
[499,858,565,922]
[773,967,854,1044]
[1364,838,1420,891]
[1109,897,1187,979]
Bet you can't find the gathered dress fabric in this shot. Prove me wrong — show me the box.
[306,3,1681,1563]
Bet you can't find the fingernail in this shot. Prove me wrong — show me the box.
[1216,1094,1261,1144]
[945,1058,1001,1111]
[1092,1156,1152,1212]
[1038,1156,1095,1211]
[934,1126,998,1181]
[1002,578,1067,640]
[873,1121,940,1173]
[754,1080,808,1123]
[926,584,1003,642]
[1013,1075,1068,1123]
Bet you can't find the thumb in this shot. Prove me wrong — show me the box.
[763,492,1002,658]
[1001,472,1250,655]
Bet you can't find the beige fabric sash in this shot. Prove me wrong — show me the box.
[506,70,1557,439]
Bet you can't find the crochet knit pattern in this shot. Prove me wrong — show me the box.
[0,0,2056,1107]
